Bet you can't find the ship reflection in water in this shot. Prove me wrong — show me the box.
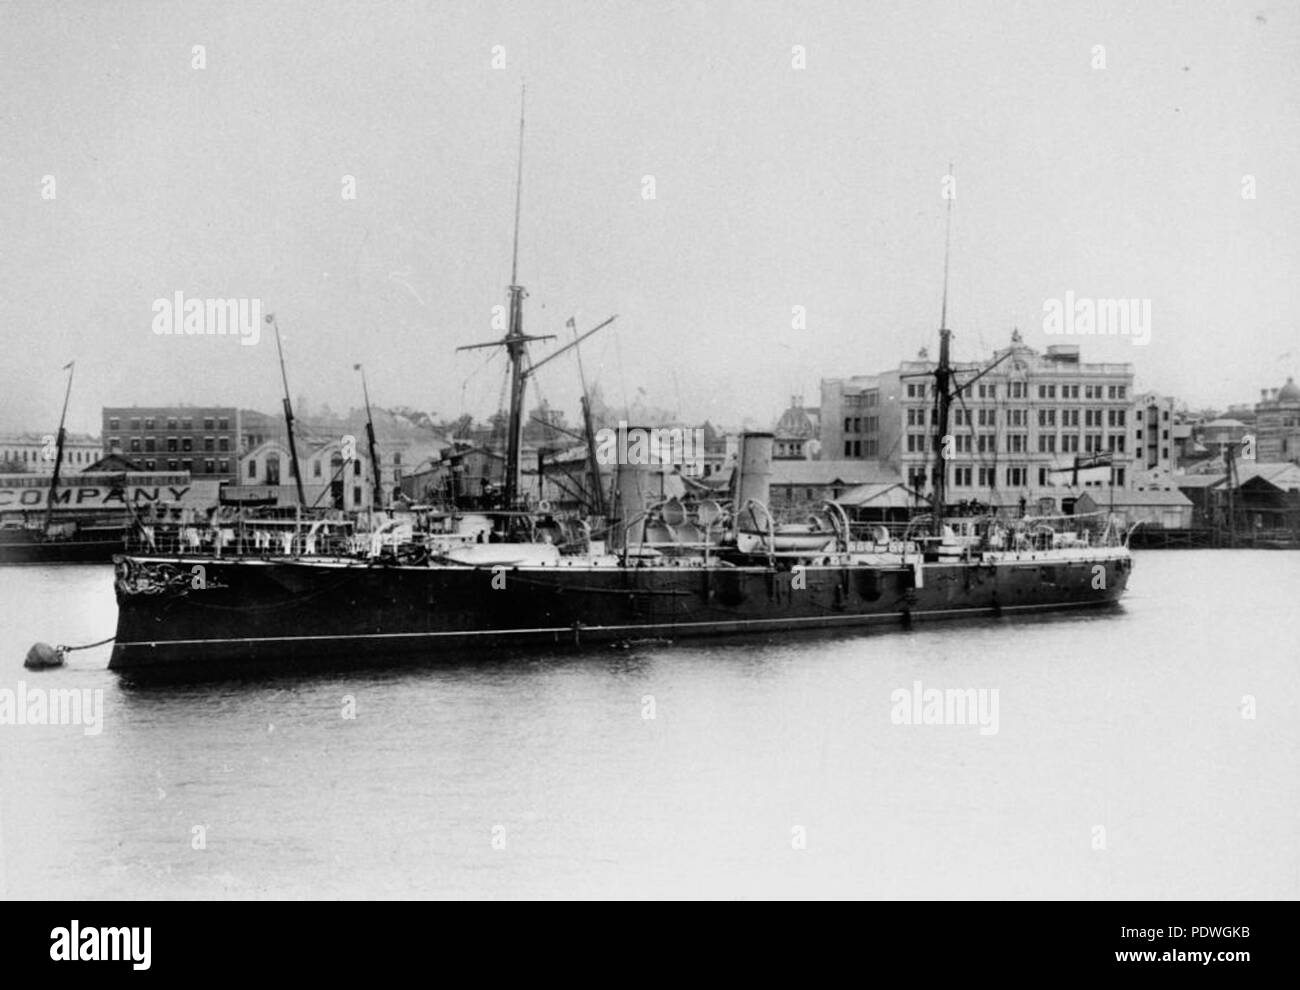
[1,550,1296,899]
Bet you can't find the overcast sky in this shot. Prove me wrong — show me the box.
[2,0,1296,436]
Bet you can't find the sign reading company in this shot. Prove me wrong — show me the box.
[0,484,193,511]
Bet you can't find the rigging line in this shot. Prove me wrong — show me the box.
[612,319,631,420]
[940,161,954,330]
[459,348,501,418]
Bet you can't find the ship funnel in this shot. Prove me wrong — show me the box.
[608,426,654,550]
[733,431,774,527]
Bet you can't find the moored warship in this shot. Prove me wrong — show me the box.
[107,118,1133,679]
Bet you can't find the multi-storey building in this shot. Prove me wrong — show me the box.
[1132,393,1177,474]
[1255,377,1300,464]
[820,333,1136,511]
[819,375,889,461]
[101,406,241,481]
[0,432,102,474]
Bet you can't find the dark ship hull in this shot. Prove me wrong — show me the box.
[108,551,1131,678]
[0,526,129,564]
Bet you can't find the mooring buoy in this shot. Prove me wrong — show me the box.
[24,642,65,670]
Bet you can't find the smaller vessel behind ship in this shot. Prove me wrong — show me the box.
[0,362,133,565]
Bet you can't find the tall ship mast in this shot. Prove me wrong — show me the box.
[457,88,557,511]
[43,361,76,533]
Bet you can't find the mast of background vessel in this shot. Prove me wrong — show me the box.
[272,317,307,508]
[43,361,74,532]
[932,166,955,534]
[356,363,384,509]
[503,86,527,509]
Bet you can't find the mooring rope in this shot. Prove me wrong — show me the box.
[58,635,116,653]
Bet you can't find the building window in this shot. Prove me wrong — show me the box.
[1085,434,1103,453]
[1007,466,1027,487]
[130,438,141,452]
[129,418,141,430]
[1107,409,1126,428]
[182,459,193,472]
[353,486,362,505]
[1062,409,1079,427]
[182,417,192,430]
[204,417,215,430]
[145,438,156,452]
[168,459,179,470]
[145,417,155,429]
[1063,434,1079,452]
[219,437,230,451]
[843,441,853,456]
[1162,448,1169,460]
[1108,435,1126,453]
[313,460,322,477]
[954,466,972,486]
[1007,434,1027,453]
[1038,467,1050,486]
[1113,468,1126,487]
[1038,434,1057,453]
[109,437,122,450]
[204,436,215,451]
[1062,384,1079,399]
[167,417,178,429]
[108,417,120,430]
[218,459,230,474]
[1038,409,1056,427]
[248,460,257,480]
[145,459,155,471]
[978,467,995,487]
[204,459,215,473]
[1037,384,1056,399]
[978,409,996,427]
[182,437,193,452]
[218,417,230,430]
[167,437,178,452]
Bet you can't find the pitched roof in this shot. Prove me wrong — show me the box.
[835,482,921,508]
[1078,489,1192,507]
[1173,462,1300,491]
[769,459,901,487]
